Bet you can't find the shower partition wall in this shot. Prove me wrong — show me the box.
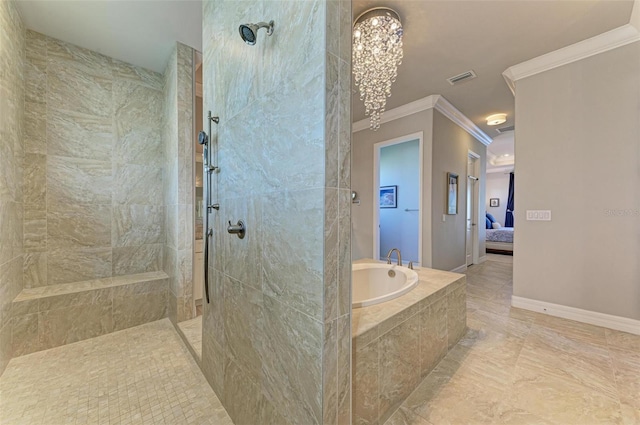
[162,42,196,324]
[201,0,352,423]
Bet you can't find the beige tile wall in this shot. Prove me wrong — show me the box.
[201,0,352,423]
[22,31,165,289]
[162,43,195,324]
[11,274,168,355]
[353,281,467,425]
[0,0,26,375]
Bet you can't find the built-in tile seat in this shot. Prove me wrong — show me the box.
[11,271,169,356]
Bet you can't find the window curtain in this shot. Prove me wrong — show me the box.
[505,172,515,227]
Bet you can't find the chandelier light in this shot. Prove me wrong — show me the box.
[353,7,403,131]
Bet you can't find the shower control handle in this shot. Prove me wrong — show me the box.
[227,220,246,239]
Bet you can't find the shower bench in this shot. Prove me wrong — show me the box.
[11,271,169,357]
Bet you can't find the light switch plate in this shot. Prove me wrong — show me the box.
[526,210,551,221]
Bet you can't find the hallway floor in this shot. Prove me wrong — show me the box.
[0,319,232,425]
[387,256,640,425]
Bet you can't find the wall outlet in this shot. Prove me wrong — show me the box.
[442,214,446,222]
[526,210,552,221]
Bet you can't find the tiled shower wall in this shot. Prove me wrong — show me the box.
[162,43,195,323]
[21,31,165,288]
[201,0,351,423]
[0,0,25,374]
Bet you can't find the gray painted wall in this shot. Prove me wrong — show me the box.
[352,106,487,271]
[431,110,487,272]
[513,41,640,321]
[352,109,434,266]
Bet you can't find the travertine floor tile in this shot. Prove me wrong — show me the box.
[388,259,636,425]
[0,319,231,425]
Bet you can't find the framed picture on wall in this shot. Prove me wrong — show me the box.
[490,198,500,207]
[447,173,458,214]
[380,185,397,208]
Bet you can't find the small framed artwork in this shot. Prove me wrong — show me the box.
[379,185,397,208]
[447,173,458,215]
[490,198,500,208]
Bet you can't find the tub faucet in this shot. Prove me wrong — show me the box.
[386,248,402,266]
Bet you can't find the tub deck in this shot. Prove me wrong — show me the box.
[352,259,466,425]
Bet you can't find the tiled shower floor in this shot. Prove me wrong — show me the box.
[0,319,232,425]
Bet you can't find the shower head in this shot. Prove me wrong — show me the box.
[198,131,208,145]
[239,20,274,45]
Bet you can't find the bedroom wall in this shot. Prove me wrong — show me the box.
[513,41,640,321]
[431,110,487,272]
[352,109,434,267]
[485,172,510,226]
[379,139,420,262]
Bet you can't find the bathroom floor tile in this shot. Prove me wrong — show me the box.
[389,259,634,425]
[0,319,231,425]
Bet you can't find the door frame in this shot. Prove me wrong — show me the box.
[467,150,481,265]
[373,132,424,265]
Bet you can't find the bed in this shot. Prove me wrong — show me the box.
[486,227,514,254]
[485,213,513,254]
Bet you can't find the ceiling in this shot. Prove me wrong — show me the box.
[16,0,634,165]
[353,0,634,168]
[16,0,202,73]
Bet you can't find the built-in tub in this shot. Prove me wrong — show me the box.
[352,259,467,425]
[352,263,419,308]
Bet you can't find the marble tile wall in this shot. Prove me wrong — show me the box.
[201,0,351,423]
[0,0,25,375]
[22,31,165,290]
[352,280,467,425]
[162,42,195,324]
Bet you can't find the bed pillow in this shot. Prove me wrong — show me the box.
[486,217,492,229]
[486,213,497,224]
[492,222,502,229]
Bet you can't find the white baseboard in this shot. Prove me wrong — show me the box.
[450,264,468,273]
[512,296,640,336]
[477,256,487,264]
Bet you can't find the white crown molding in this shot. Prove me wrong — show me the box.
[486,165,514,174]
[353,95,493,146]
[503,24,640,95]
[512,296,640,335]
[352,95,439,133]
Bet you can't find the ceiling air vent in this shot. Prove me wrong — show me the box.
[496,125,515,134]
[446,70,477,85]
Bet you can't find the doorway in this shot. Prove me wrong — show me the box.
[373,132,423,265]
[466,151,480,266]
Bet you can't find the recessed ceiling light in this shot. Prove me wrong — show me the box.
[487,113,507,126]
[502,154,510,157]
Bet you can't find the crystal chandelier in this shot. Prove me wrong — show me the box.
[353,7,403,130]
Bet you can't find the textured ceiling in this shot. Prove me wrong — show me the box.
[16,0,202,73]
[352,0,634,147]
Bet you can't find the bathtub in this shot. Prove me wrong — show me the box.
[352,263,419,308]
